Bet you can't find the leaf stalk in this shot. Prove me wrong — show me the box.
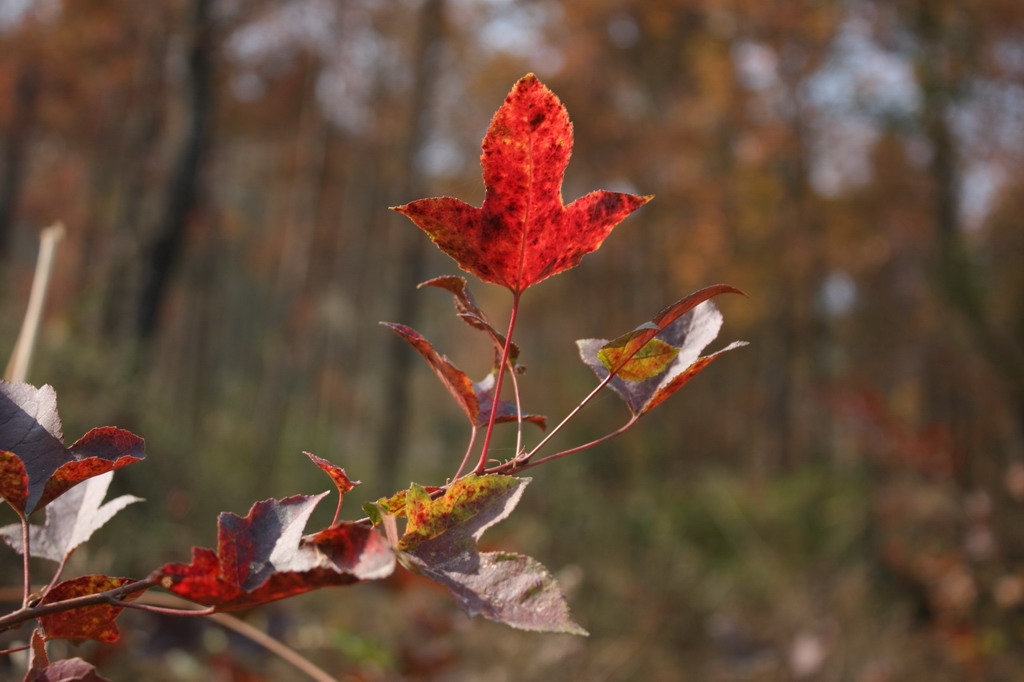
[475,291,521,473]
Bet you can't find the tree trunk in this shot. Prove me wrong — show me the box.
[916,0,1024,448]
[136,0,214,339]
[0,63,38,259]
[375,0,446,489]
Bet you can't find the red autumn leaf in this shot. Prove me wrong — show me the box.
[157,493,394,611]
[38,575,143,643]
[577,299,746,416]
[418,276,521,366]
[24,629,111,682]
[304,453,358,499]
[1,471,142,562]
[380,322,479,423]
[304,452,358,527]
[393,74,651,294]
[0,382,145,514]
[382,322,544,430]
[25,629,49,681]
[399,476,586,635]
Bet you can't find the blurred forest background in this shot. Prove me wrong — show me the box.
[2,0,1024,680]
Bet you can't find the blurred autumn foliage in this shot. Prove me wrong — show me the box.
[2,0,1024,679]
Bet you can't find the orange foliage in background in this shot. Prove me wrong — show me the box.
[2,0,1024,679]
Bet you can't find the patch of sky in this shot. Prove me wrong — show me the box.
[225,0,385,133]
[454,0,564,72]
[818,270,858,318]
[801,14,920,197]
[0,0,59,33]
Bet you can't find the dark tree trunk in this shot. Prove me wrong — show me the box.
[136,0,214,339]
[0,63,38,258]
[916,1,1024,447]
[375,0,446,489]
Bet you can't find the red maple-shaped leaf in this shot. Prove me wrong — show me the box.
[577,290,746,416]
[24,628,112,682]
[0,382,145,514]
[37,575,144,643]
[398,475,586,635]
[394,74,651,293]
[157,493,394,611]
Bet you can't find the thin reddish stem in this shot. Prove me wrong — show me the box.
[0,643,30,656]
[519,371,618,463]
[330,494,342,528]
[108,599,215,617]
[475,291,521,473]
[507,363,525,459]
[484,415,638,476]
[452,425,478,481]
[17,510,30,607]
[41,551,73,600]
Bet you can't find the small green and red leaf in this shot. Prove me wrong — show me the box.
[396,475,585,634]
[393,74,651,293]
[578,296,746,415]
[400,475,523,549]
[598,336,680,382]
[38,576,143,643]
[593,284,745,378]
[157,494,394,611]
[0,382,144,514]
[363,486,443,526]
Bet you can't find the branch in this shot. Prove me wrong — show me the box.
[0,575,158,632]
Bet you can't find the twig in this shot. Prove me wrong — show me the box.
[507,359,525,459]
[127,593,343,682]
[107,599,215,617]
[4,222,64,383]
[452,425,477,481]
[0,643,30,656]
[518,371,618,464]
[0,576,157,632]
[475,291,522,473]
[16,510,30,607]
[41,551,73,601]
[0,586,340,682]
[502,416,640,473]
[207,610,340,682]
